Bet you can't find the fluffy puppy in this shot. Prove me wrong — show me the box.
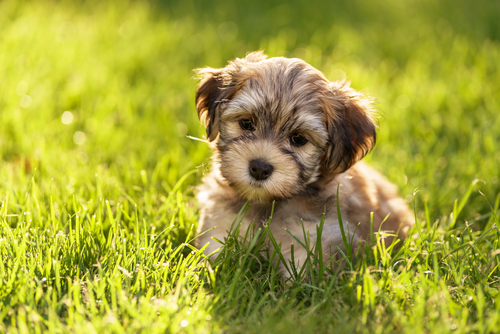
[194,51,414,276]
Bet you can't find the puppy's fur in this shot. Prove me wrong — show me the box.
[195,51,414,276]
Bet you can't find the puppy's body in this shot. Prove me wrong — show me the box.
[194,52,414,275]
[197,161,412,272]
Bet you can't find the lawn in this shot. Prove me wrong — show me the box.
[1,0,500,332]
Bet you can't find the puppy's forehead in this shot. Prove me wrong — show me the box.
[225,57,329,123]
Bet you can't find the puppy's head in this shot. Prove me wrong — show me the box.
[195,51,377,202]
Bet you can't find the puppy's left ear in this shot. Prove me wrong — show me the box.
[322,80,378,174]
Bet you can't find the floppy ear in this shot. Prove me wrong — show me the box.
[195,68,225,142]
[321,80,377,174]
[195,51,269,142]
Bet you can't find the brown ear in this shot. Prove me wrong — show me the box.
[322,80,377,174]
[195,67,225,142]
[195,51,269,142]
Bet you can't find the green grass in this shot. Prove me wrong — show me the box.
[1,0,500,332]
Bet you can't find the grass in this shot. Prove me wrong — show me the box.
[0,0,500,332]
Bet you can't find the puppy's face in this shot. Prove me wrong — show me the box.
[195,52,377,202]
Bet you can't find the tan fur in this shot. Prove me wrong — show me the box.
[194,52,414,277]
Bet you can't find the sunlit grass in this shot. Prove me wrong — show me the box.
[1,0,499,332]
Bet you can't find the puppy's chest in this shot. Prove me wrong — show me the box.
[247,201,324,227]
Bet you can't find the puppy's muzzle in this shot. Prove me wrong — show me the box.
[249,159,274,181]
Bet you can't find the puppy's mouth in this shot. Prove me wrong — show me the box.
[249,181,264,188]
[233,182,277,202]
[228,176,273,196]
[225,161,297,202]
[218,142,305,202]
[247,179,268,189]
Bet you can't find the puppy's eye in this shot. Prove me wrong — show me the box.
[239,119,255,131]
[290,134,308,146]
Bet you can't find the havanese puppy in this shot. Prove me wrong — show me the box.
[194,51,414,277]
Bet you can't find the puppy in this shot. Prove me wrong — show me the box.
[194,51,414,276]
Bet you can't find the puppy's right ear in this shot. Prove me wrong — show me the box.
[195,68,224,142]
[195,52,267,141]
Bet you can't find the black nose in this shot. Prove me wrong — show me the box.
[249,159,274,181]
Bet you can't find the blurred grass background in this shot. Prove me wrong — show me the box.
[1,0,498,219]
[1,0,500,332]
